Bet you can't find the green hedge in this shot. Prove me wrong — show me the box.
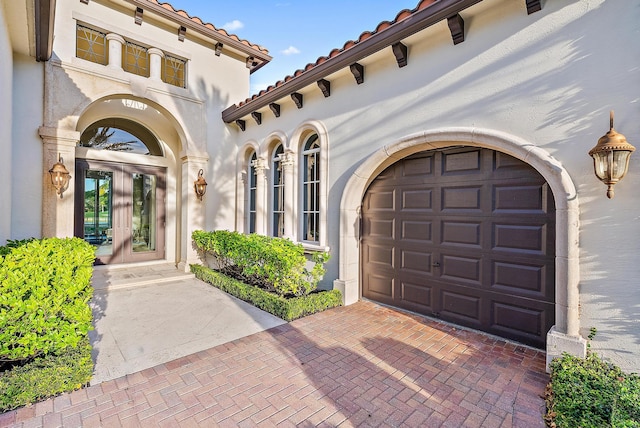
[0,337,93,412]
[0,237,95,362]
[545,352,640,427]
[191,264,342,321]
[192,230,330,296]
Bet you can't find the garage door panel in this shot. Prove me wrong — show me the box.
[401,220,432,242]
[441,254,481,284]
[401,188,433,211]
[400,250,432,274]
[442,186,482,211]
[441,221,481,248]
[364,218,395,239]
[493,224,545,254]
[362,148,555,349]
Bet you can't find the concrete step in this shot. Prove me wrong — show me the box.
[92,263,195,292]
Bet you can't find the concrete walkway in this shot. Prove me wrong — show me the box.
[1,290,549,427]
[89,263,286,384]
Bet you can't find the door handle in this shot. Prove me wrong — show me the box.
[432,261,440,268]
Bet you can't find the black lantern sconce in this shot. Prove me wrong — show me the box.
[194,169,207,201]
[48,154,71,198]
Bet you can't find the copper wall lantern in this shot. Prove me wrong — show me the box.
[194,169,208,201]
[48,154,71,198]
[589,111,635,198]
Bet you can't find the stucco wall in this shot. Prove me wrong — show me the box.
[0,4,12,244]
[231,0,640,372]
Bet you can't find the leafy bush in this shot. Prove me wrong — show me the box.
[191,264,342,321]
[0,237,95,363]
[0,337,93,412]
[545,352,640,427]
[192,230,330,296]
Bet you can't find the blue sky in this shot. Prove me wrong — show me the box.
[166,0,420,94]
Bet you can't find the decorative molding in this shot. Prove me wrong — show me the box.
[447,13,465,45]
[236,120,246,131]
[291,92,303,109]
[392,42,408,68]
[317,79,331,97]
[178,26,186,42]
[350,63,364,85]
[269,103,281,117]
[251,112,262,125]
[134,7,143,25]
[526,0,542,14]
[215,42,223,56]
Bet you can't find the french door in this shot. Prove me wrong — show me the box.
[75,159,166,265]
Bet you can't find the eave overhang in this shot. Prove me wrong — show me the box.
[222,0,484,123]
[35,0,56,62]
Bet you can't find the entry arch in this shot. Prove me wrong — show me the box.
[336,127,580,344]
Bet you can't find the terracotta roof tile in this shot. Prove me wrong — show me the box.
[144,0,269,56]
[236,0,439,106]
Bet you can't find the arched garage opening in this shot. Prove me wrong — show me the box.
[335,128,582,357]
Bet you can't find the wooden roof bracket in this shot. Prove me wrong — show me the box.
[392,42,408,68]
[447,13,465,45]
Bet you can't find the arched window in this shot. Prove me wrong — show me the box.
[79,118,162,156]
[301,135,320,243]
[271,144,285,237]
[248,151,257,234]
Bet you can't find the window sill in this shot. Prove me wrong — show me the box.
[300,242,330,253]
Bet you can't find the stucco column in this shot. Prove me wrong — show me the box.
[253,158,268,235]
[280,151,295,240]
[39,127,79,238]
[178,154,208,272]
[106,33,124,69]
[148,48,164,81]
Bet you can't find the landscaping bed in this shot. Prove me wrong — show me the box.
[192,230,341,321]
[545,350,640,427]
[0,238,95,412]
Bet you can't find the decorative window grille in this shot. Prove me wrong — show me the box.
[162,55,186,88]
[76,24,107,65]
[123,41,149,77]
[248,152,257,234]
[302,135,320,242]
[272,145,285,238]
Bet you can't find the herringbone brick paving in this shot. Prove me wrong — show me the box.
[0,301,548,427]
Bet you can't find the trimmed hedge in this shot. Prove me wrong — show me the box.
[192,230,330,296]
[0,337,93,412]
[0,237,95,363]
[545,352,640,427]
[191,264,342,321]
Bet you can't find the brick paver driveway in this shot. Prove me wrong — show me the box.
[1,301,548,427]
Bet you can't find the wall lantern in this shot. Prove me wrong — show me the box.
[589,111,635,199]
[48,154,71,198]
[194,169,207,201]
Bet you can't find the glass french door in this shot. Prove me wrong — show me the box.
[75,160,166,265]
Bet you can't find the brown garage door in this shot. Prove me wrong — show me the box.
[362,147,555,348]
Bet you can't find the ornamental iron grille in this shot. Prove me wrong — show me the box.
[302,135,320,242]
[162,55,186,88]
[123,41,149,77]
[76,24,107,65]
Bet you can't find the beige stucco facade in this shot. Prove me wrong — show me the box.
[2,0,639,373]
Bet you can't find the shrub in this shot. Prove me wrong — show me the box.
[545,352,640,427]
[0,337,93,412]
[191,264,342,321]
[0,237,95,363]
[192,230,330,296]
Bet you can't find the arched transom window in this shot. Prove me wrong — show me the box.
[79,118,162,156]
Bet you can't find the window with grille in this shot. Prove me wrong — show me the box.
[162,55,186,88]
[301,135,320,242]
[272,145,285,238]
[123,41,149,77]
[248,152,257,234]
[76,24,107,65]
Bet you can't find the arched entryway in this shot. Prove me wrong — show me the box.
[361,146,555,348]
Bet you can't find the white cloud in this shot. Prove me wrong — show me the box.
[281,46,300,56]
[222,20,244,32]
